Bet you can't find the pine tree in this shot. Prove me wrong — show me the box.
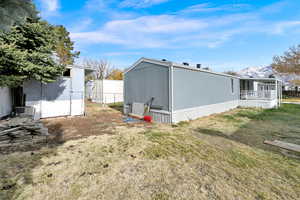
[0,18,65,87]
[54,25,80,65]
[0,0,38,31]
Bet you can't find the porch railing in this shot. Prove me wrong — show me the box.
[240,90,277,100]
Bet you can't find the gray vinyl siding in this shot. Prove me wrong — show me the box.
[124,61,170,111]
[172,67,240,111]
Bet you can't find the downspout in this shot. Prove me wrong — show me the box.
[169,62,174,123]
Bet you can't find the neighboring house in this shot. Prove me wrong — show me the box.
[87,80,123,104]
[1,65,88,120]
[239,78,282,108]
[124,58,283,123]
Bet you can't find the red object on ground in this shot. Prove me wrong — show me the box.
[143,115,152,122]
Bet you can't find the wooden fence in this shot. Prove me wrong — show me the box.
[283,90,300,97]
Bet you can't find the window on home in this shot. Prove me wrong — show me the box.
[63,68,71,77]
[231,79,234,93]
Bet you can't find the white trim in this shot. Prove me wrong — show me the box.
[172,100,239,123]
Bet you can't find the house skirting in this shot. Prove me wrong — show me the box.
[239,99,277,109]
[149,109,171,123]
[124,99,278,124]
[124,105,171,123]
[172,100,239,123]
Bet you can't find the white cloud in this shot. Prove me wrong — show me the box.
[104,15,207,33]
[120,0,169,8]
[85,0,109,10]
[103,52,141,56]
[181,3,251,13]
[71,1,300,49]
[39,0,59,12]
[69,18,93,32]
[71,15,209,48]
[272,21,300,34]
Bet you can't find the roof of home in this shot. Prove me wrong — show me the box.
[126,57,284,82]
[125,57,240,79]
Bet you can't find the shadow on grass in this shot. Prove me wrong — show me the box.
[194,104,300,157]
[0,123,65,200]
[108,102,123,113]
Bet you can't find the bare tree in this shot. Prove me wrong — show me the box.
[272,45,300,74]
[83,59,113,80]
[224,71,239,76]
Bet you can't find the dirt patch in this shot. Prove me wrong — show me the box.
[43,101,153,143]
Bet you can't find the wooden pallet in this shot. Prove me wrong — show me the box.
[264,140,300,153]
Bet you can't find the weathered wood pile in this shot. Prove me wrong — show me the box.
[0,117,49,147]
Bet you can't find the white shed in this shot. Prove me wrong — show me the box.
[23,66,85,119]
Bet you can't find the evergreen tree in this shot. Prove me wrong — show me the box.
[0,18,65,87]
[0,0,38,31]
[54,25,80,65]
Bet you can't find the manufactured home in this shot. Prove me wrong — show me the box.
[124,58,283,123]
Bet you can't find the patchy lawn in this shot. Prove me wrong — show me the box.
[1,103,300,200]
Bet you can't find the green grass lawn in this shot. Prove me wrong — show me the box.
[1,104,300,200]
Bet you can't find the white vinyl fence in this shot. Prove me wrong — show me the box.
[87,80,123,104]
[0,87,12,118]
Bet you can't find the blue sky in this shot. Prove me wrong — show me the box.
[34,0,300,72]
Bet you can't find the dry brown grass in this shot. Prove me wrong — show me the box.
[1,103,300,200]
[282,97,300,103]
